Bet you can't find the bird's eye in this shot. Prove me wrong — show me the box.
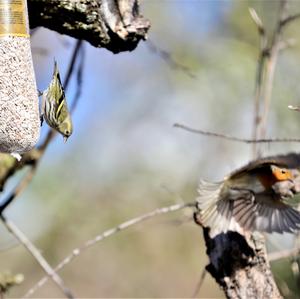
[281,170,286,174]
[65,130,70,136]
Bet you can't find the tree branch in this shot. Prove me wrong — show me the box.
[174,123,300,144]
[23,202,195,298]
[249,7,267,158]
[146,40,197,79]
[1,215,75,299]
[250,1,298,157]
[27,0,150,53]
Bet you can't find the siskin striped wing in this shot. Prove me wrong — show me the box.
[41,61,66,128]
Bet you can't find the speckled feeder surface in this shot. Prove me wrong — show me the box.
[0,36,40,153]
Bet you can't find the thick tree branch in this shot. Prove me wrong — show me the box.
[27,0,150,53]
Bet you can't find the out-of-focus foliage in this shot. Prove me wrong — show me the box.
[1,0,300,297]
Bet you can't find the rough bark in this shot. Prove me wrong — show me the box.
[201,227,282,299]
[27,0,150,53]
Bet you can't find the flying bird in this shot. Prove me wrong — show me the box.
[196,154,300,237]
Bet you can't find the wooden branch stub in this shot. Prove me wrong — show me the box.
[27,0,150,53]
[194,210,282,299]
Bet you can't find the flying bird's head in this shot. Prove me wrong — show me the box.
[270,165,293,181]
[256,164,293,190]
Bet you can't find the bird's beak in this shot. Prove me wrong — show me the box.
[63,136,68,143]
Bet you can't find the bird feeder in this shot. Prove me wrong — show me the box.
[0,0,40,153]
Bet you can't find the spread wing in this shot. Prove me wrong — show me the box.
[233,194,300,233]
[196,179,300,237]
[196,180,245,236]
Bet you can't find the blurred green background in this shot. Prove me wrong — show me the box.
[1,0,300,298]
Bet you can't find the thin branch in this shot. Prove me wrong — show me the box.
[70,42,85,114]
[269,247,300,262]
[191,268,207,298]
[23,202,195,298]
[280,13,300,27]
[255,1,294,155]
[146,39,197,79]
[174,123,300,143]
[0,165,37,214]
[288,105,300,112]
[64,40,83,91]
[249,7,265,36]
[0,215,74,299]
[249,7,267,158]
[249,2,300,157]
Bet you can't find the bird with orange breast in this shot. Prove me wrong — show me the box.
[196,154,300,237]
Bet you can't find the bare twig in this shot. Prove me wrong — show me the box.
[0,215,75,299]
[23,202,195,298]
[146,40,196,79]
[249,7,265,36]
[250,2,295,157]
[174,123,300,143]
[249,7,267,158]
[191,268,207,298]
[63,40,83,91]
[288,105,300,112]
[0,165,37,214]
[70,42,85,114]
[280,13,300,27]
[251,1,298,157]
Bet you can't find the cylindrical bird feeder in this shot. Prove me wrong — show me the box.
[0,0,40,153]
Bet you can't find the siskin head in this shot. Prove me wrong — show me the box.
[57,117,73,142]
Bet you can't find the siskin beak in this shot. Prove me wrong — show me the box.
[63,136,68,143]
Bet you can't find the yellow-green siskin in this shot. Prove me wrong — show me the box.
[40,61,73,142]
